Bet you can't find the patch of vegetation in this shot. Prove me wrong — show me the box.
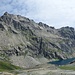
[0,53,10,61]
[58,40,64,44]
[59,65,75,71]
[1,46,9,50]
[20,43,24,46]
[52,58,59,61]
[57,49,62,53]
[0,61,21,71]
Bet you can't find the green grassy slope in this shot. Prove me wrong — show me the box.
[0,61,21,71]
[59,65,75,71]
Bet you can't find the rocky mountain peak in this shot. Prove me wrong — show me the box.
[3,12,10,16]
[58,26,75,39]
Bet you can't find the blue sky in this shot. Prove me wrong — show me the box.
[0,0,75,28]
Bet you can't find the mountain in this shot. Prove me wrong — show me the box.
[0,12,75,68]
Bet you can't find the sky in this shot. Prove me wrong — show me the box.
[0,0,75,28]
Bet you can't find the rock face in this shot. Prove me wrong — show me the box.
[0,12,75,63]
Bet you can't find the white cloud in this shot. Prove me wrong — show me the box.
[0,0,75,28]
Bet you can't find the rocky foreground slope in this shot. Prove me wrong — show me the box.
[0,12,75,68]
